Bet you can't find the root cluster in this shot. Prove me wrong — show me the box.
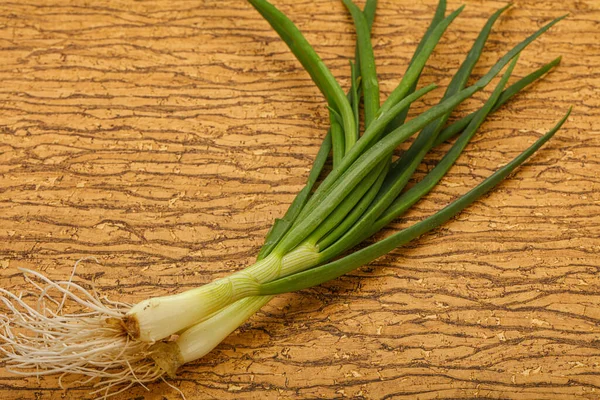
[0,261,170,398]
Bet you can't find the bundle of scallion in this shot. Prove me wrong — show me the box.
[0,0,570,397]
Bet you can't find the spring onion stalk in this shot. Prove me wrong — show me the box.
[386,0,447,132]
[344,0,380,127]
[435,55,562,146]
[318,3,511,253]
[258,0,376,259]
[247,0,356,155]
[258,108,572,295]
[379,5,464,117]
[0,0,570,396]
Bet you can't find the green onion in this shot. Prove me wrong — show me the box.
[343,0,380,127]
[0,0,570,396]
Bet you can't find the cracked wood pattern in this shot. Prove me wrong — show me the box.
[0,0,598,399]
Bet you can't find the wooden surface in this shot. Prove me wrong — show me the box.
[0,0,598,399]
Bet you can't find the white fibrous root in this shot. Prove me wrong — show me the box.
[0,261,175,399]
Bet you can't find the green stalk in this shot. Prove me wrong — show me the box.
[258,108,572,295]
[351,0,377,140]
[387,0,447,132]
[271,14,565,256]
[368,55,521,246]
[344,0,380,128]
[257,132,331,260]
[318,3,511,253]
[378,5,464,117]
[436,56,562,147]
[350,60,361,141]
[330,114,345,168]
[248,0,356,155]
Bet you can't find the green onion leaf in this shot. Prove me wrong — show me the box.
[317,4,511,253]
[386,0,447,131]
[344,0,380,128]
[379,5,464,117]
[258,108,572,295]
[373,55,521,240]
[350,60,360,141]
[248,0,357,154]
[436,56,562,146]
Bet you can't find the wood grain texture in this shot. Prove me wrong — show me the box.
[0,0,598,398]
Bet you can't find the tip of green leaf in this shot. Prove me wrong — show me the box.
[424,83,438,91]
[556,106,573,129]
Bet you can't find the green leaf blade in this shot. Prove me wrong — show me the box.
[435,56,562,146]
[343,0,380,129]
[258,108,571,295]
[248,0,356,156]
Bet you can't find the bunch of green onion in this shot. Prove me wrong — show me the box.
[0,0,570,396]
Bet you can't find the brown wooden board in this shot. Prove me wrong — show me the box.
[0,0,598,399]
